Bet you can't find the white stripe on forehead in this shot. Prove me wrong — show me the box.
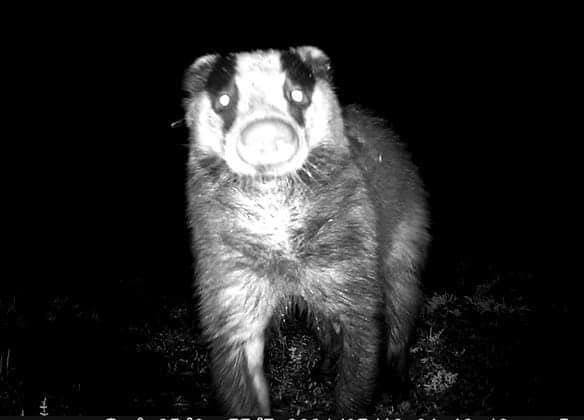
[233,50,289,115]
[235,50,283,74]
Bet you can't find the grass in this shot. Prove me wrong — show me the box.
[0,266,558,415]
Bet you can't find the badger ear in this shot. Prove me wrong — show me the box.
[184,54,219,96]
[293,46,332,81]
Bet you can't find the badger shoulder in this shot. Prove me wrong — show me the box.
[343,105,429,250]
[343,105,423,190]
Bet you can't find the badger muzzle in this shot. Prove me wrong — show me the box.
[237,118,299,169]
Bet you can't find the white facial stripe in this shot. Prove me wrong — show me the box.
[234,51,289,117]
[304,80,345,147]
[216,50,303,175]
[236,50,281,74]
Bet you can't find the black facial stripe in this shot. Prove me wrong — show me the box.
[288,103,306,126]
[281,51,316,127]
[280,51,316,94]
[214,83,239,132]
[206,54,236,96]
[206,54,239,132]
[184,58,216,96]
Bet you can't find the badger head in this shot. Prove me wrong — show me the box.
[184,46,346,177]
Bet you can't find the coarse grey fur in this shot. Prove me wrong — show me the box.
[184,47,430,416]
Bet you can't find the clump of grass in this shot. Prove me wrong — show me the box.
[39,396,48,416]
[0,268,543,415]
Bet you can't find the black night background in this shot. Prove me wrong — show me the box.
[2,7,579,417]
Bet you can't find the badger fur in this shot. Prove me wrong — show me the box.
[184,46,429,416]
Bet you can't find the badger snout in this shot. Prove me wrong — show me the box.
[237,119,299,168]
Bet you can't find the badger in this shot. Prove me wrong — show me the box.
[184,46,430,415]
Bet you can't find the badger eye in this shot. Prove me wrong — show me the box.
[290,88,305,104]
[217,93,231,108]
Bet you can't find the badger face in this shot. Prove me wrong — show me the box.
[185,46,346,177]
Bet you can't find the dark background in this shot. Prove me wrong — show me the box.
[5,6,578,414]
[32,18,558,286]
[21,15,552,288]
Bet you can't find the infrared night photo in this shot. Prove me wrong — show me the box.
[2,10,578,418]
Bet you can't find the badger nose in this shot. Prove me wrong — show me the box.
[238,119,299,167]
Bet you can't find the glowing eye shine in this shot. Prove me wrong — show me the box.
[218,93,231,108]
[290,89,304,103]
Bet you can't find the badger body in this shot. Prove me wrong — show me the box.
[184,47,429,415]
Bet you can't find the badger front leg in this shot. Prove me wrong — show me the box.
[208,329,270,415]
[333,305,383,415]
[384,263,422,386]
[309,272,384,415]
[384,215,428,386]
[198,272,275,416]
